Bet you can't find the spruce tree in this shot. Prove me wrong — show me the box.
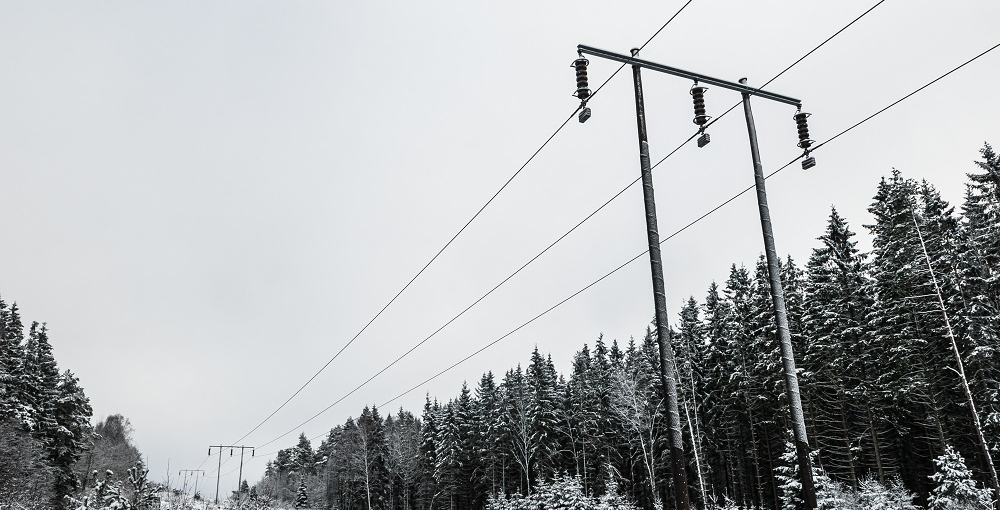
[434,400,460,508]
[928,445,994,510]
[0,301,26,424]
[50,370,92,506]
[474,372,504,497]
[296,479,310,509]
[419,396,440,509]
[526,347,561,482]
[865,171,947,493]
[802,207,879,486]
[959,143,1000,451]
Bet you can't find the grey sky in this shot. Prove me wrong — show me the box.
[2,0,999,497]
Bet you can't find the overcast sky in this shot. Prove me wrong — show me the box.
[2,0,999,498]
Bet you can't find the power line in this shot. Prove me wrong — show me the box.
[811,40,1000,153]
[229,1,697,447]
[699,0,888,135]
[230,0,698,448]
[376,37,1000,410]
[241,35,996,458]
[237,0,887,450]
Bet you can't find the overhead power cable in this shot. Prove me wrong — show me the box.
[242,0,886,450]
[698,0,888,137]
[377,37,1000,410]
[228,0,697,447]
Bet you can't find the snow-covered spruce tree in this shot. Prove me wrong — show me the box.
[527,347,562,484]
[597,469,639,510]
[474,372,504,499]
[486,473,638,510]
[296,479,310,509]
[0,299,27,424]
[50,369,92,505]
[865,171,953,493]
[802,207,882,488]
[856,475,919,510]
[418,396,441,509]
[434,399,461,508]
[959,143,1000,462]
[775,438,844,510]
[928,445,994,510]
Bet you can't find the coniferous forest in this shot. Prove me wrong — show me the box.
[257,144,1000,510]
[1,304,152,508]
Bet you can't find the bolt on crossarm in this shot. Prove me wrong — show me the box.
[575,44,819,510]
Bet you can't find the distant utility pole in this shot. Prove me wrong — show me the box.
[179,469,205,498]
[209,445,254,505]
[573,44,819,510]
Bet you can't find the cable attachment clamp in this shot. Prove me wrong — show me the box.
[572,55,592,123]
[691,82,711,147]
[793,109,816,169]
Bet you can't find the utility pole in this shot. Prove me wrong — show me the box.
[740,77,818,510]
[209,444,254,505]
[574,44,819,510]
[179,469,205,497]
[628,46,691,510]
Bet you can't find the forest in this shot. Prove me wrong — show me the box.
[1,302,154,508]
[2,144,998,510]
[256,144,1000,510]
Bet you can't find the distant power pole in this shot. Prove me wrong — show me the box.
[179,469,205,497]
[209,445,254,505]
[573,44,819,510]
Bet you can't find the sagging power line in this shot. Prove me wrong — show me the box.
[235,0,892,453]
[228,0,699,449]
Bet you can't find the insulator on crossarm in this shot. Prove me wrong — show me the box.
[572,57,591,101]
[572,56,592,123]
[794,109,817,169]
[793,110,813,149]
[691,83,711,147]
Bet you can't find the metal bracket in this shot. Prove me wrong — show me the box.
[577,44,802,107]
